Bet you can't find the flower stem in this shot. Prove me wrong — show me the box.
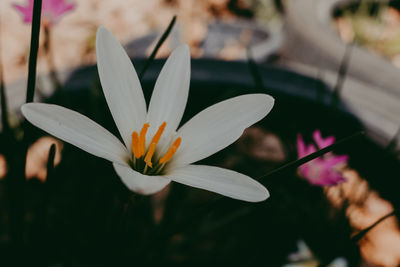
[25,0,43,103]
[258,131,364,181]
[138,15,176,81]
[10,0,42,251]
[0,60,10,136]
[351,210,396,242]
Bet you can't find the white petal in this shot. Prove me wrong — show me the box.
[96,26,147,151]
[165,165,269,202]
[146,45,190,149]
[113,163,171,195]
[21,103,129,165]
[171,94,274,167]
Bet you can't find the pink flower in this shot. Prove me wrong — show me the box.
[13,0,76,26]
[297,130,348,186]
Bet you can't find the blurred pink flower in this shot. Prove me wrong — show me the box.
[297,130,348,186]
[13,0,76,26]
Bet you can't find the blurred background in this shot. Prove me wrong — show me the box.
[1,0,400,266]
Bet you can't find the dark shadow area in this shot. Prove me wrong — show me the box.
[1,58,399,266]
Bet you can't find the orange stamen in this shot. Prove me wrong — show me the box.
[131,131,140,158]
[144,122,166,167]
[144,143,156,168]
[151,122,166,144]
[159,137,181,164]
[138,123,149,157]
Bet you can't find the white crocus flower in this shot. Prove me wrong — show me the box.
[21,26,275,202]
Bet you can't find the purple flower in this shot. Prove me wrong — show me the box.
[13,0,76,26]
[297,130,348,186]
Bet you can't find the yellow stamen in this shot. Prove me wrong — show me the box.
[159,137,181,164]
[144,122,166,167]
[139,123,149,157]
[131,131,140,159]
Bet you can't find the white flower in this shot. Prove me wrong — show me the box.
[21,26,275,202]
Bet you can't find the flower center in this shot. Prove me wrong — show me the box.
[131,122,181,175]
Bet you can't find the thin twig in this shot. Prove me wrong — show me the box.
[39,144,56,220]
[46,144,56,182]
[25,0,43,103]
[351,210,396,243]
[10,0,42,249]
[138,15,177,81]
[0,61,10,135]
[258,131,364,181]
[247,48,264,92]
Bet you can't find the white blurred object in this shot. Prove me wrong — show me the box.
[284,240,348,267]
